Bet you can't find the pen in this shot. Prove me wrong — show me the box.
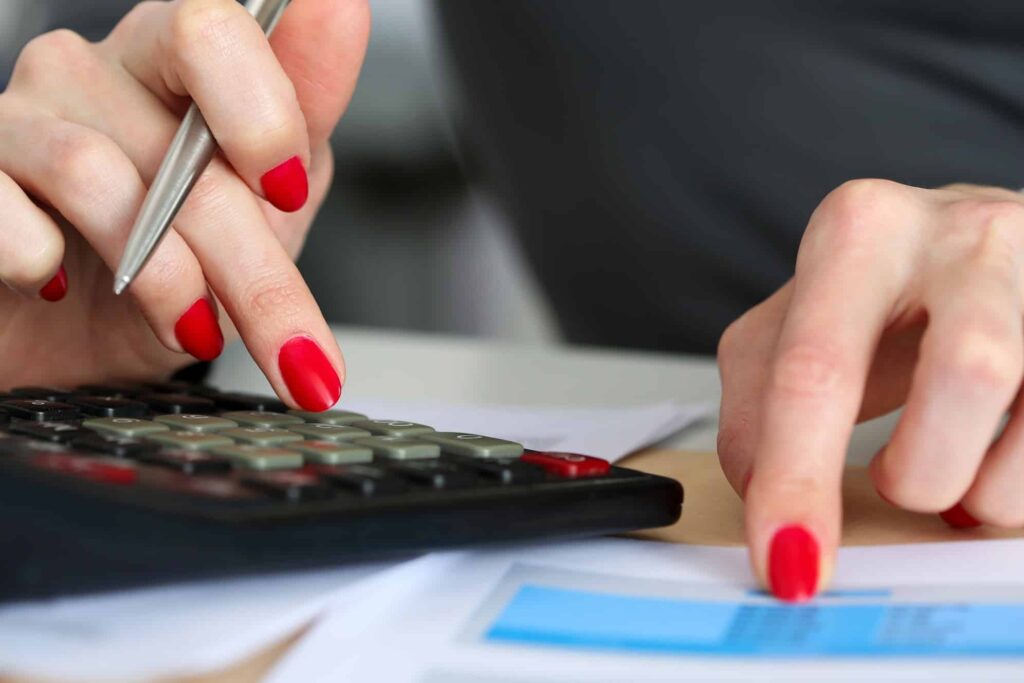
[113,0,292,295]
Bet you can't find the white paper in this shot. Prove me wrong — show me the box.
[340,398,713,461]
[268,538,1024,683]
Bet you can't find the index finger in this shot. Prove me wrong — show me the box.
[745,180,918,601]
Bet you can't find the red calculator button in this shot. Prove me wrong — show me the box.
[520,451,610,478]
[32,453,138,485]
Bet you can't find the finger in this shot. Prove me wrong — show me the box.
[870,231,1024,513]
[0,170,66,299]
[717,282,792,496]
[0,103,222,360]
[36,51,344,408]
[746,180,917,602]
[107,0,312,212]
[957,389,1024,528]
[269,0,371,147]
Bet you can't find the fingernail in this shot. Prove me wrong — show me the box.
[939,502,981,529]
[174,298,224,361]
[768,524,820,602]
[39,265,67,302]
[278,336,341,411]
[260,156,308,213]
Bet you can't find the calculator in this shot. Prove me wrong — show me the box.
[0,383,684,602]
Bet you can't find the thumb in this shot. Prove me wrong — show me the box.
[270,0,371,147]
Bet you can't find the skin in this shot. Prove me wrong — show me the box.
[1,1,1018,594]
[0,0,370,403]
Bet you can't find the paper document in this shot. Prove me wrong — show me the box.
[268,538,1024,682]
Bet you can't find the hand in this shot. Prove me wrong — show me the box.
[0,0,370,410]
[717,180,1024,601]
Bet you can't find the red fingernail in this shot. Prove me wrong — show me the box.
[39,265,67,302]
[768,524,820,602]
[940,502,981,529]
[260,156,308,213]
[278,336,341,411]
[174,298,224,362]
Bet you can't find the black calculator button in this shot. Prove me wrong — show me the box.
[444,455,545,485]
[0,407,9,428]
[315,464,407,496]
[10,386,78,401]
[68,396,149,418]
[137,450,233,475]
[138,393,216,414]
[1,399,80,422]
[143,381,201,395]
[71,434,157,459]
[9,421,86,443]
[240,471,334,501]
[209,392,288,413]
[75,384,144,398]
[388,460,477,490]
[0,437,67,455]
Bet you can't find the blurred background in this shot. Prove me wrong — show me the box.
[4,1,1024,357]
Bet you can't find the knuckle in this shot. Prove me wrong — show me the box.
[5,240,62,286]
[942,326,1022,394]
[717,317,746,364]
[769,344,846,398]
[45,126,118,200]
[753,472,828,503]
[108,1,163,42]
[811,178,906,246]
[242,269,307,320]
[13,30,92,86]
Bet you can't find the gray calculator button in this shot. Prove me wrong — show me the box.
[154,414,238,433]
[350,419,435,438]
[83,417,171,437]
[212,445,304,470]
[286,423,371,442]
[145,432,234,451]
[222,427,303,446]
[221,411,304,428]
[287,440,373,465]
[288,409,367,425]
[418,433,524,458]
[354,436,440,460]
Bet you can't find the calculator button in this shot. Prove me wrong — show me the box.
[208,392,288,412]
[419,433,524,459]
[350,419,435,437]
[137,450,233,475]
[221,411,304,428]
[287,440,373,465]
[10,386,78,401]
[222,427,303,446]
[289,409,367,425]
[137,393,216,414]
[154,414,238,432]
[520,451,610,478]
[240,471,334,501]
[314,464,407,496]
[143,381,200,394]
[0,437,67,455]
[388,460,477,489]
[9,421,86,443]
[145,432,234,451]
[286,423,371,442]
[0,407,9,428]
[355,436,440,460]
[1,399,80,422]
[75,384,144,398]
[83,417,171,437]
[212,445,304,470]
[68,396,149,418]
[444,455,545,485]
[71,434,157,458]
[30,452,137,485]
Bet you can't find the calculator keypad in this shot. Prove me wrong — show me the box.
[0,384,616,504]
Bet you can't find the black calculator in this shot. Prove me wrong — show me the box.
[0,383,684,602]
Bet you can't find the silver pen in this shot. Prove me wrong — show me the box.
[113,0,292,295]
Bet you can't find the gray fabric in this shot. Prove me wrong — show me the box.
[436,1,1024,354]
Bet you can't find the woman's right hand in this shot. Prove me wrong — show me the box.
[0,0,370,411]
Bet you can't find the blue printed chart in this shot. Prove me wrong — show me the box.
[476,566,1024,659]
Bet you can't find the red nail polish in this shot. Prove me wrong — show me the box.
[768,524,820,602]
[39,265,67,302]
[260,156,308,213]
[174,298,224,361]
[278,336,341,411]
[940,502,981,529]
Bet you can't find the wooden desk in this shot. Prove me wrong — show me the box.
[68,448,1014,683]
